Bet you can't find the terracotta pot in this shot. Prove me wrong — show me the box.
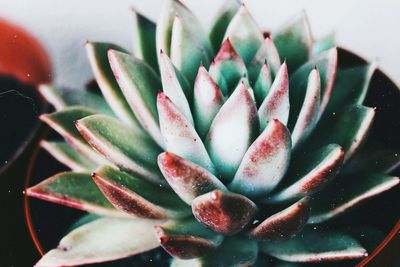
[23,47,399,266]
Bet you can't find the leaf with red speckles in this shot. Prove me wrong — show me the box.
[229,119,291,198]
[35,217,160,267]
[170,15,211,85]
[86,42,141,128]
[171,237,258,267]
[41,141,96,172]
[260,228,367,263]
[208,38,247,95]
[272,11,313,72]
[206,82,259,180]
[308,173,399,224]
[289,68,321,148]
[253,62,272,106]
[154,219,223,259]
[223,5,264,65]
[132,10,159,73]
[92,165,190,219]
[159,50,193,124]
[268,144,344,203]
[26,172,121,217]
[75,114,163,184]
[108,49,164,147]
[192,190,257,235]
[250,197,311,241]
[258,62,290,129]
[250,37,281,80]
[157,92,216,175]
[193,66,224,138]
[289,48,337,119]
[158,152,227,204]
[209,0,241,51]
[40,108,109,166]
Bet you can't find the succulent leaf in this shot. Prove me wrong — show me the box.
[158,152,227,205]
[154,219,224,259]
[92,165,190,219]
[108,49,164,147]
[312,32,335,55]
[258,62,290,130]
[26,172,121,217]
[309,173,399,224]
[250,197,311,241]
[192,190,258,235]
[34,217,160,266]
[271,11,313,72]
[260,228,367,262]
[206,82,259,180]
[157,92,216,175]
[253,62,272,106]
[229,119,291,197]
[251,37,281,79]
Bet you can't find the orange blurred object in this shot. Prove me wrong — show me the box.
[0,18,52,85]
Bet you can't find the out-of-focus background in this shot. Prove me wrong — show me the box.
[0,0,399,87]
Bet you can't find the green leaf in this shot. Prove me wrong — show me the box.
[93,165,190,219]
[155,218,223,259]
[75,114,163,184]
[26,172,120,217]
[41,141,96,172]
[86,42,142,128]
[108,50,164,147]
[313,32,335,55]
[325,63,377,115]
[39,84,114,116]
[40,107,109,165]
[34,217,160,266]
[229,119,291,197]
[206,82,259,180]
[158,152,227,205]
[260,228,367,262]
[250,37,281,80]
[193,66,224,138]
[258,62,290,130]
[208,38,247,95]
[308,173,399,224]
[272,11,313,72]
[253,61,272,106]
[209,0,241,51]
[224,5,264,65]
[268,144,344,203]
[132,10,159,73]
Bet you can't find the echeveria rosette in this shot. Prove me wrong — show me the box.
[27,0,399,266]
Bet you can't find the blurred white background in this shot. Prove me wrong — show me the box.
[0,0,399,87]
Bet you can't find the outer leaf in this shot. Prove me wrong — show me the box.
[312,32,335,55]
[159,50,194,124]
[132,9,158,72]
[158,152,227,205]
[154,219,223,259]
[209,0,241,51]
[192,190,257,235]
[92,165,190,219]
[40,107,109,165]
[268,144,344,203]
[229,119,291,197]
[309,173,399,224]
[86,42,141,128]
[250,37,281,79]
[193,65,224,138]
[253,62,272,106]
[41,141,96,172]
[258,62,290,130]
[75,114,163,184]
[271,11,313,72]
[250,197,311,241]
[26,172,120,217]
[34,217,159,267]
[224,5,264,65]
[108,50,164,147]
[157,92,216,174]
[260,229,367,262]
[208,38,247,95]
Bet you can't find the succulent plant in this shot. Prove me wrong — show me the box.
[27,0,399,266]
